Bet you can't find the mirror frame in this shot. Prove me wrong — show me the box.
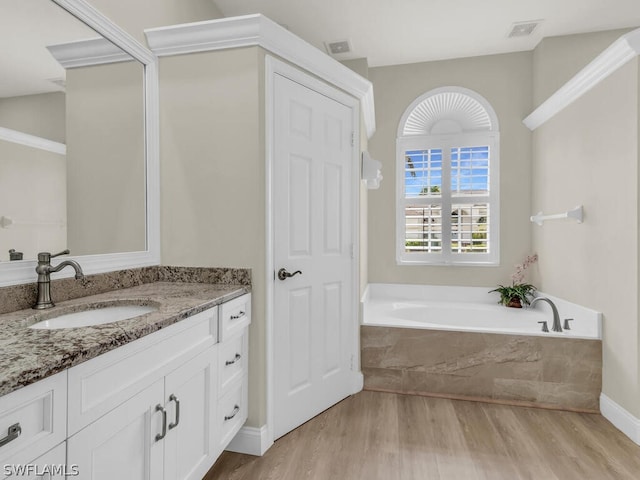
[0,0,160,286]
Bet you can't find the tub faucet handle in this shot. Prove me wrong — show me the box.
[538,321,549,333]
[563,318,574,330]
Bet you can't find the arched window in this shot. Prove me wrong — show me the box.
[396,87,500,265]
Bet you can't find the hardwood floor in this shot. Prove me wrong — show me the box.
[204,391,640,479]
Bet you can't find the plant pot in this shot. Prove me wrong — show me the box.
[507,297,522,308]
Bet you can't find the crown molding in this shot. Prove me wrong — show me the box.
[144,14,376,138]
[524,27,640,131]
[51,0,156,65]
[0,127,66,155]
[47,37,134,68]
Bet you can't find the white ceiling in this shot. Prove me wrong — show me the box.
[0,0,99,98]
[211,0,640,67]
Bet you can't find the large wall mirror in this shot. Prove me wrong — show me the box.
[0,0,159,286]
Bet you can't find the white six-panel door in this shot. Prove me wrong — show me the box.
[273,71,355,440]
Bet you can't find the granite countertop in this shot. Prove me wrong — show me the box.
[0,281,249,397]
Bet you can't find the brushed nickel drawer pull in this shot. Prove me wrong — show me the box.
[155,404,167,441]
[224,405,240,421]
[230,311,246,320]
[168,394,180,430]
[225,353,242,366]
[0,423,21,448]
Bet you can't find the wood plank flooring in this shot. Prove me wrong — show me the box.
[204,391,640,480]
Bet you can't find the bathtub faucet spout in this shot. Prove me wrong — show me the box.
[530,297,562,332]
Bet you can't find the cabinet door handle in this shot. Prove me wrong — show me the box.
[155,404,167,441]
[230,311,246,320]
[0,423,21,448]
[225,353,242,366]
[224,405,240,421]
[168,394,180,430]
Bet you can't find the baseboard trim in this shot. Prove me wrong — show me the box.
[600,393,640,445]
[352,371,364,394]
[225,425,273,456]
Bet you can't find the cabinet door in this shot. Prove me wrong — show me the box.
[67,380,164,480]
[163,348,218,480]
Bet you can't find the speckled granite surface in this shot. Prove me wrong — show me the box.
[0,266,251,315]
[0,269,251,397]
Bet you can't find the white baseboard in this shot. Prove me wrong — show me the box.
[226,425,273,456]
[352,371,364,394]
[600,393,640,445]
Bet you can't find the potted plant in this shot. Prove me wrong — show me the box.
[490,254,538,308]
[490,283,536,308]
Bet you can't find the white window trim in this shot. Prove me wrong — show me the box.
[396,132,500,266]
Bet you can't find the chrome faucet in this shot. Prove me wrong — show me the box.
[34,250,84,309]
[530,296,562,332]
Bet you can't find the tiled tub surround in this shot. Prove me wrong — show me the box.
[0,267,250,396]
[361,326,602,412]
[361,284,603,412]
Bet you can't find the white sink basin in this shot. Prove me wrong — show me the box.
[30,304,158,330]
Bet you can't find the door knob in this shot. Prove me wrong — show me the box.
[277,268,302,281]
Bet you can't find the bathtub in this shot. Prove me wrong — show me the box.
[362,283,601,340]
[360,283,603,411]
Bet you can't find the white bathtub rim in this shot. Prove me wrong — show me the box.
[362,283,602,340]
[362,318,599,340]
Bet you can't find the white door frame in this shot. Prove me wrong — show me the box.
[265,55,363,447]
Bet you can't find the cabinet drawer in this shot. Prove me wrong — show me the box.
[217,383,247,451]
[0,371,66,467]
[2,442,67,480]
[219,294,251,341]
[68,307,217,435]
[218,330,248,398]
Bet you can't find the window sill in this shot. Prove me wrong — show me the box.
[397,259,500,267]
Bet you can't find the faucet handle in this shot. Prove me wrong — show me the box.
[563,318,574,330]
[538,321,549,333]
[37,249,70,263]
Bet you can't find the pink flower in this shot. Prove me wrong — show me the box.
[511,254,537,285]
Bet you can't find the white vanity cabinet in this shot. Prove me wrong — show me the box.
[2,443,68,480]
[0,371,67,479]
[216,294,250,451]
[68,378,165,480]
[68,347,218,480]
[163,347,218,480]
[0,292,251,480]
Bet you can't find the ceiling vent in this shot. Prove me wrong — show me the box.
[324,39,352,56]
[508,20,542,38]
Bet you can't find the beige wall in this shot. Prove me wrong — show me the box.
[367,52,533,287]
[533,28,633,107]
[532,33,639,416]
[87,0,223,44]
[158,47,266,426]
[0,92,65,143]
[66,61,146,256]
